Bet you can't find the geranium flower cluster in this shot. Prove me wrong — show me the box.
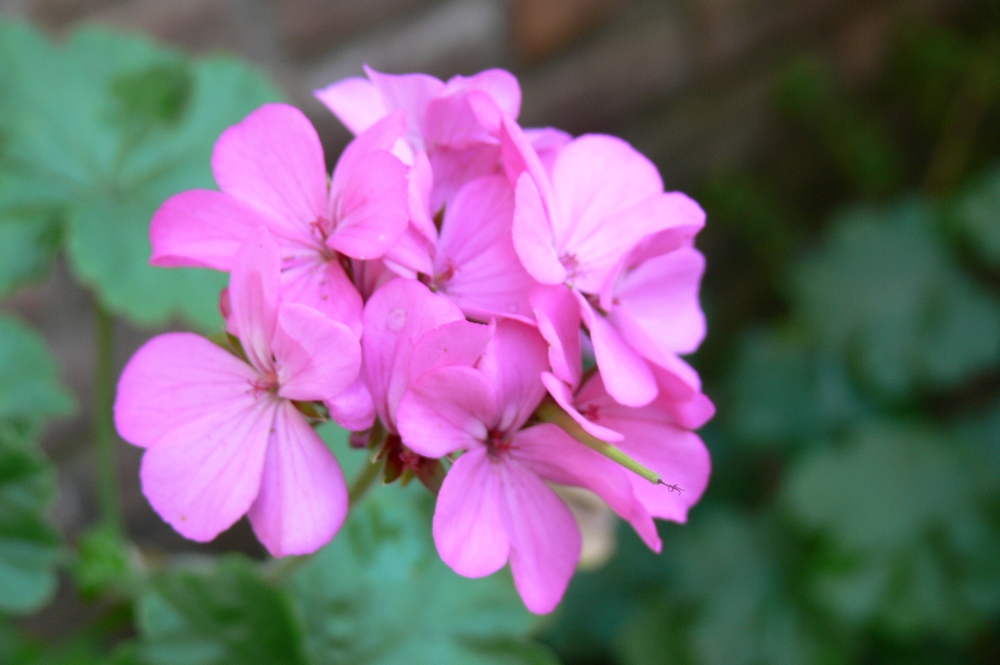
[114,67,713,614]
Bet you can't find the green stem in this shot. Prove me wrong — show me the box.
[94,303,123,533]
[535,399,665,486]
[349,459,383,505]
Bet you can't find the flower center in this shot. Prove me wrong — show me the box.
[249,369,280,398]
[485,429,512,461]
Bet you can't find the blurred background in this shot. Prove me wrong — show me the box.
[1,0,999,663]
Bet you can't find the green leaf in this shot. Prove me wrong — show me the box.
[136,556,308,665]
[0,428,61,615]
[289,483,544,665]
[616,512,845,665]
[793,199,1000,398]
[0,315,74,436]
[783,422,1000,639]
[0,21,280,329]
[726,327,871,448]
[954,162,1000,267]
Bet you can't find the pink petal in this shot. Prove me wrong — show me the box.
[362,279,465,428]
[577,294,657,407]
[212,103,328,228]
[280,258,364,337]
[396,366,496,458]
[139,392,275,542]
[575,373,711,522]
[247,401,349,556]
[426,144,502,213]
[365,66,445,140]
[115,333,259,448]
[525,127,571,174]
[433,447,510,577]
[607,245,706,356]
[409,319,494,382]
[513,423,660,551]
[382,225,436,278]
[550,135,662,245]
[273,303,361,402]
[328,150,410,260]
[149,190,281,271]
[228,231,282,374]
[436,176,535,322]
[314,76,387,135]
[569,193,701,295]
[512,174,565,285]
[501,458,581,614]
[324,375,376,431]
[530,284,581,387]
[447,69,521,125]
[540,372,624,443]
[330,111,408,196]
[477,321,549,432]
[499,117,551,199]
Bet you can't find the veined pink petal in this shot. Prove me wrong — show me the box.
[436,176,535,322]
[115,333,259,449]
[501,458,581,614]
[550,135,662,246]
[424,93,497,150]
[433,447,510,577]
[396,366,496,458]
[569,194,701,295]
[247,401,349,556]
[228,231,282,373]
[513,174,565,285]
[408,319,494,382]
[280,259,364,337]
[314,76,387,135]
[607,246,706,356]
[476,321,549,433]
[149,190,280,270]
[577,294,657,407]
[328,150,410,260]
[139,391,275,543]
[426,144,502,213]
[365,66,445,139]
[330,111,408,197]
[513,423,660,551]
[362,279,465,428]
[382,225,436,278]
[212,104,327,229]
[273,303,361,402]
[530,285,581,387]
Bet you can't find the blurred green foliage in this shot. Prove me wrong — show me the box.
[2,4,1000,664]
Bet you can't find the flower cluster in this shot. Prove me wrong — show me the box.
[115,67,713,614]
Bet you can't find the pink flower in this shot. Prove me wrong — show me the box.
[502,117,707,407]
[149,102,410,334]
[396,320,658,613]
[115,231,362,556]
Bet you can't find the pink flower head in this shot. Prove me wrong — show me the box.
[149,102,410,334]
[396,320,659,613]
[115,230,362,556]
